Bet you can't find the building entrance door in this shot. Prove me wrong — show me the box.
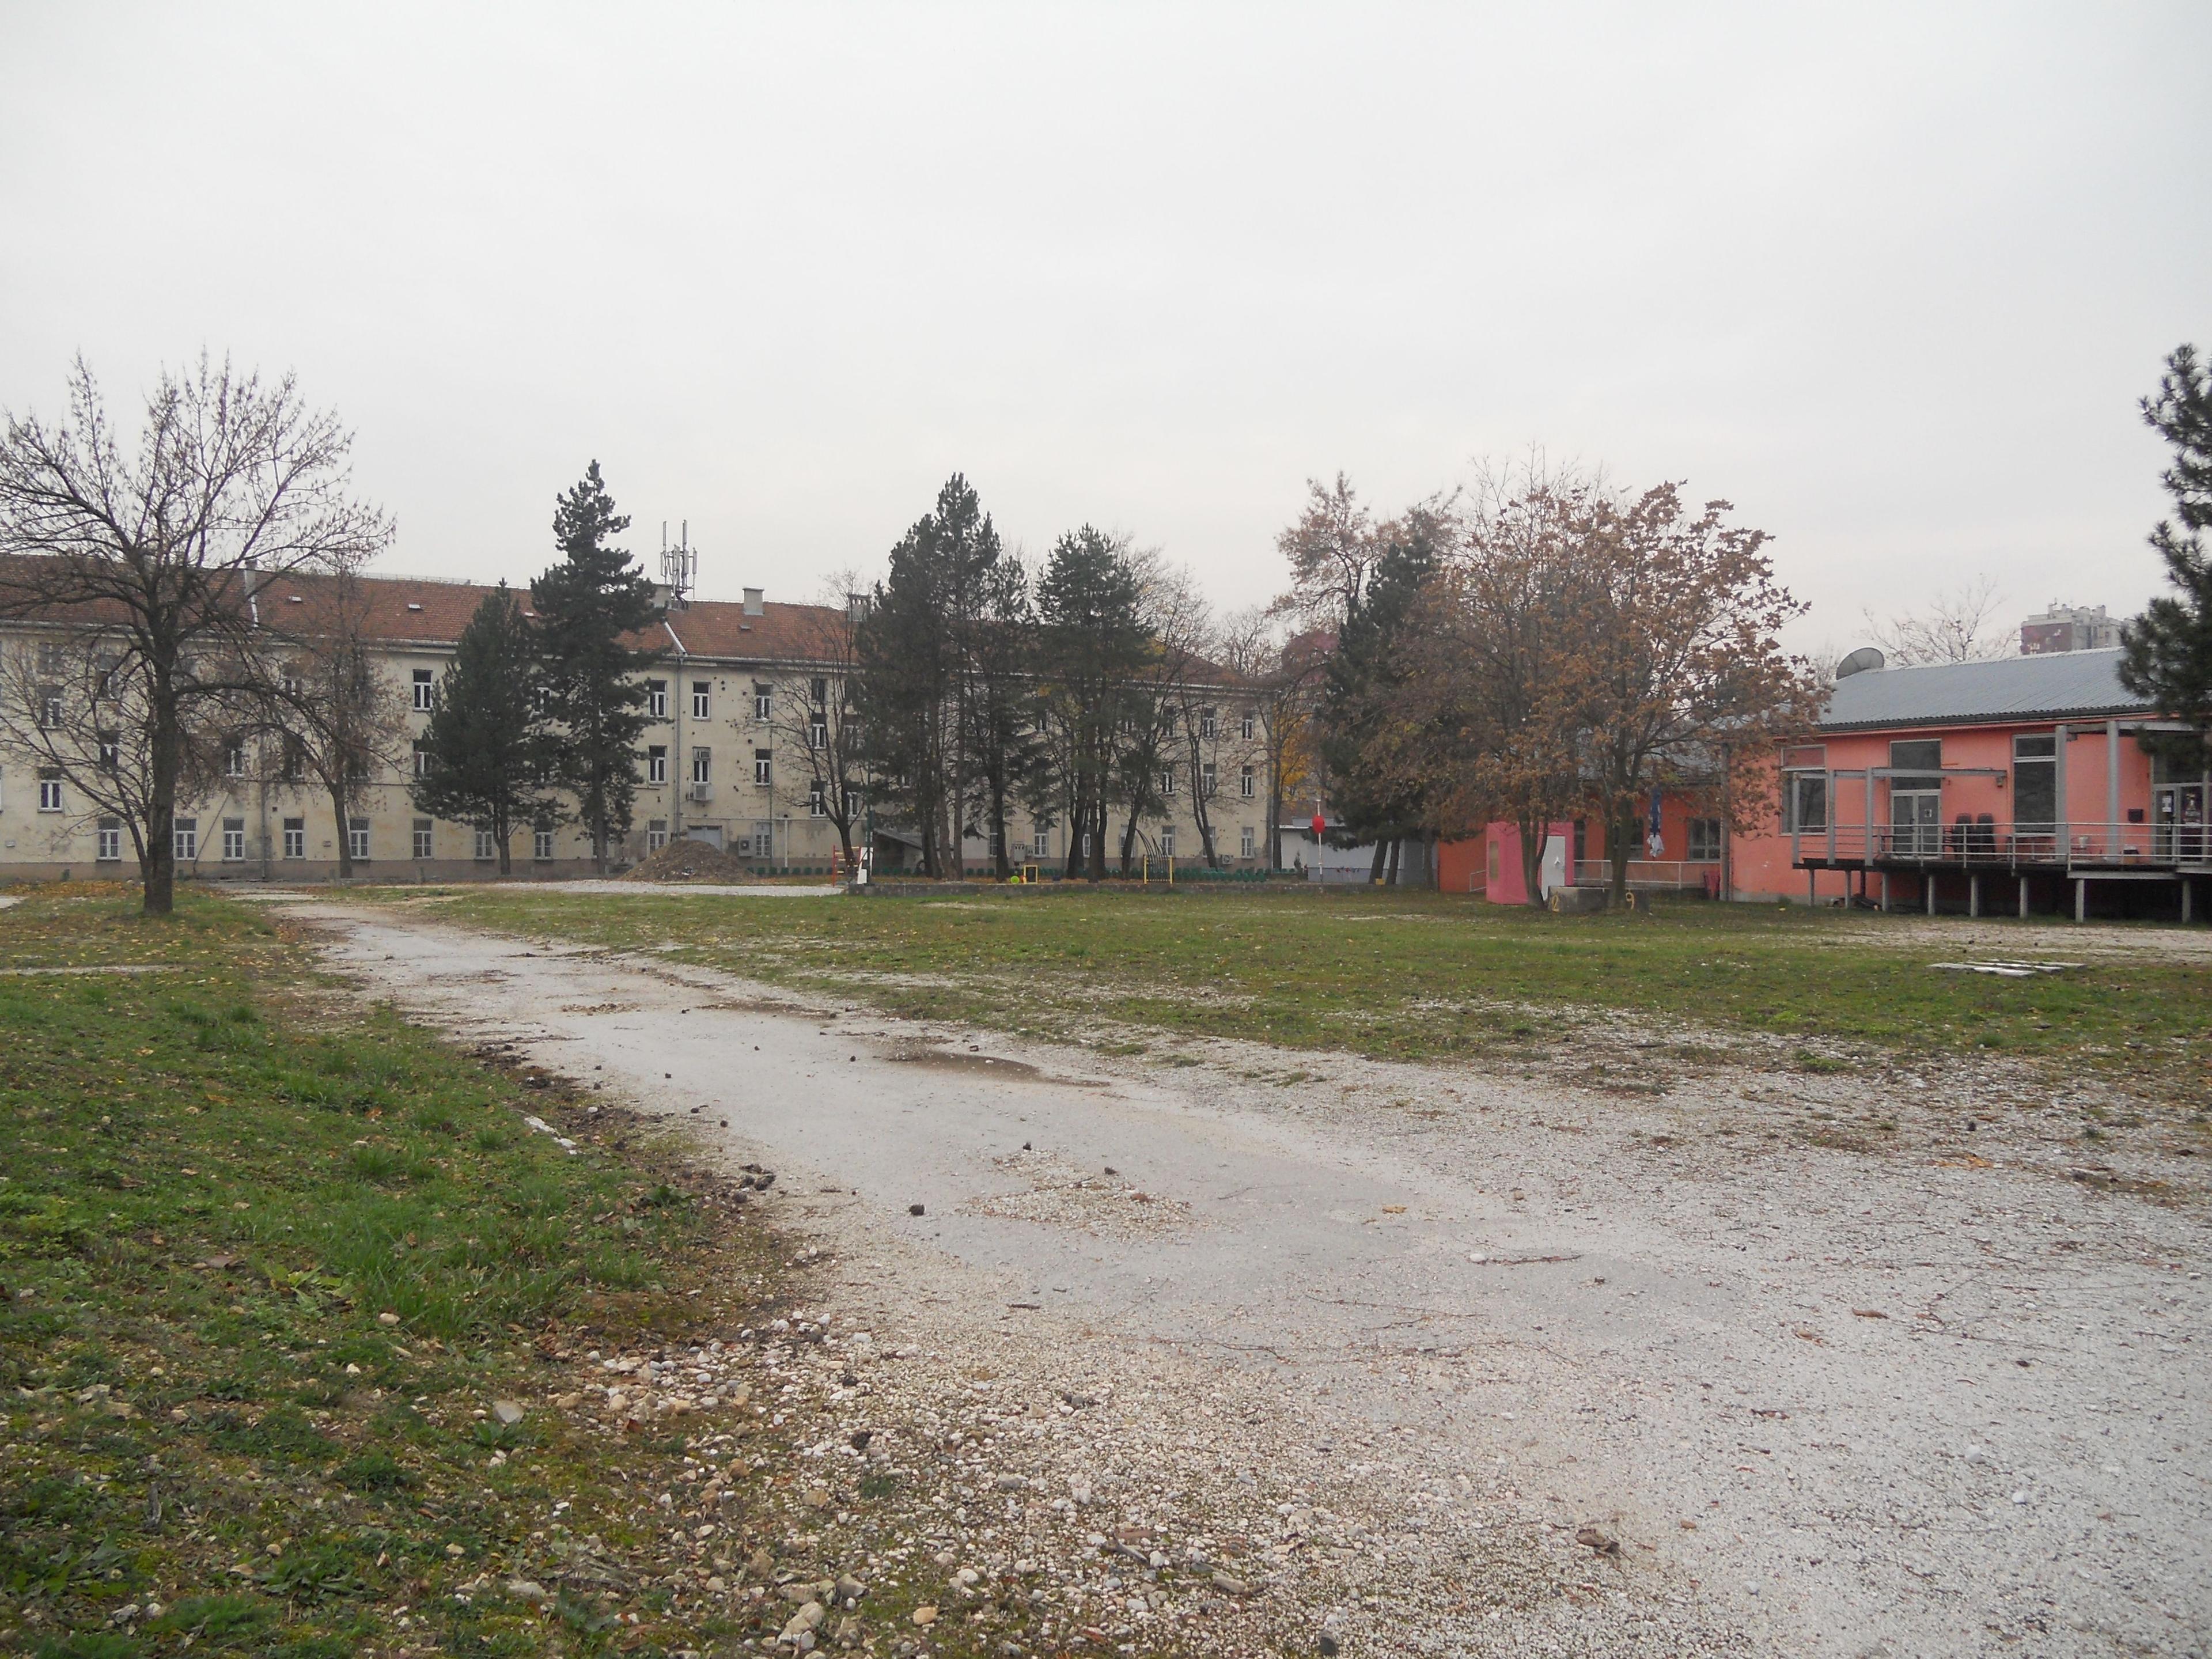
[2155,785,2205,863]
[1891,791,1940,858]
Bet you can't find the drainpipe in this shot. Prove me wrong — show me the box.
[666,619,687,847]
[2106,718,2120,848]
[2055,724,2069,851]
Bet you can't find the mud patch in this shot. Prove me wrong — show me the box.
[885,1043,1043,1080]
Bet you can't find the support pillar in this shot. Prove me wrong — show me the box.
[1926,874,1937,916]
[1969,873,1981,918]
[2018,877,2030,919]
[1808,868,1817,908]
[2075,877,2087,922]
[2184,879,2194,925]
[1880,872,1890,913]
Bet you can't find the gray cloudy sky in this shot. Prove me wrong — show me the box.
[2,4,2206,649]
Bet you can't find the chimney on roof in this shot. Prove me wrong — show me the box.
[743,587,764,618]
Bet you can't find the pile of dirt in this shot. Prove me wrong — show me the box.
[622,839,763,883]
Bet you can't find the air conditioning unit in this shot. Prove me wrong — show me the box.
[688,781,713,803]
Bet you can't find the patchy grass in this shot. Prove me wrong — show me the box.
[0,887,1049,1659]
[348,885,2211,1103]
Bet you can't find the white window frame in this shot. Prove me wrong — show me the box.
[691,680,711,719]
[174,818,198,861]
[1158,767,1176,796]
[1201,762,1217,797]
[412,669,435,712]
[808,781,827,817]
[1160,826,1176,858]
[646,679,668,719]
[1240,825,1256,859]
[412,739,433,779]
[647,745,668,784]
[753,683,772,722]
[283,819,306,860]
[646,819,668,853]
[1241,711,1256,741]
[534,828,555,861]
[412,819,434,860]
[97,821,123,862]
[1199,708,1216,738]
[347,817,371,862]
[38,771,63,812]
[222,819,247,862]
[475,829,497,862]
[1240,765,1255,799]
[225,738,247,778]
[692,748,713,786]
[809,713,827,750]
[753,749,772,787]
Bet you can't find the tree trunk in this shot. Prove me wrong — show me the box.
[329,778,354,880]
[1267,768,1285,873]
[1368,839,1388,884]
[1385,838,1402,886]
[497,830,513,876]
[990,772,1010,880]
[1518,813,1549,909]
[145,685,180,915]
[592,805,609,876]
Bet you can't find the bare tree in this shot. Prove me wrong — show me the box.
[1218,607,1324,870]
[1274,472,1377,628]
[1135,556,1230,866]
[0,354,390,911]
[1862,576,2010,665]
[769,574,874,867]
[255,559,411,880]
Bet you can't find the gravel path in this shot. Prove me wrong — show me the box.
[297,902,2209,1658]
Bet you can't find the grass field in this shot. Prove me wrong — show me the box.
[368,885,2211,1105]
[0,887,1025,1659]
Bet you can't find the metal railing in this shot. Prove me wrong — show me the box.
[1571,859,1720,889]
[1792,821,2203,869]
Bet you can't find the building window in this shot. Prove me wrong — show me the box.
[534,828,555,861]
[347,818,370,862]
[1240,764,1255,799]
[809,713,827,749]
[694,749,714,785]
[810,676,828,705]
[647,745,668,784]
[97,820,122,862]
[412,668,435,711]
[753,749,772,787]
[174,817,198,861]
[224,737,246,778]
[1033,823,1052,858]
[646,679,668,718]
[647,818,668,853]
[1240,825,1255,859]
[2013,732,2057,833]
[1160,826,1176,858]
[1241,710,1256,741]
[1201,762,1217,797]
[98,732,120,773]
[475,829,496,861]
[753,683,772,721]
[1889,738,1942,789]
[221,819,246,861]
[412,738,432,778]
[1158,767,1176,796]
[1199,707,1216,738]
[407,819,431,859]
[280,665,302,699]
[808,781,827,817]
[1686,817,1722,862]
[283,817,305,859]
[692,680,711,719]
[37,770,63,812]
[1785,774,1828,833]
[36,641,63,676]
[37,686,62,729]
[281,736,306,782]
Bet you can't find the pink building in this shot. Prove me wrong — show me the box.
[1730,649,2206,921]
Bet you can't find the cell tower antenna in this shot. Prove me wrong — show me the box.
[658,518,697,611]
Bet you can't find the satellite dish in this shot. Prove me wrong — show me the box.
[1834,646,1886,680]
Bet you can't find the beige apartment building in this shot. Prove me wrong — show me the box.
[0,570,1274,883]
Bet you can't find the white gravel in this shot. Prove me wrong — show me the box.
[296,901,2210,1658]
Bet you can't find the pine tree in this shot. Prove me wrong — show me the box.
[2120,344,2212,762]
[533,461,661,872]
[1037,527,1152,880]
[408,583,550,874]
[1317,506,1446,882]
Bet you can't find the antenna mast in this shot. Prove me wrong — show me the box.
[658,520,697,611]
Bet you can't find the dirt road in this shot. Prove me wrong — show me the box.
[296,900,2209,1658]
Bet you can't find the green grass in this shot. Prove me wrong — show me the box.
[0,887,785,1659]
[364,885,2210,1101]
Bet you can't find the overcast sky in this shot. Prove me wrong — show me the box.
[2,4,2206,650]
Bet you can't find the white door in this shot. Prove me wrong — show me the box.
[685,825,723,851]
[1539,833,1569,897]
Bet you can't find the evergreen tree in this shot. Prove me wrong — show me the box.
[964,553,1043,878]
[532,461,660,872]
[851,475,1006,876]
[1037,527,1152,879]
[1317,506,1446,882]
[408,583,550,874]
[2120,344,2212,762]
